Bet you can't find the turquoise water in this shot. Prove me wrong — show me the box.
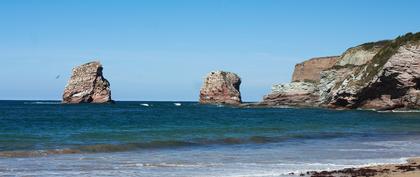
[1,101,420,176]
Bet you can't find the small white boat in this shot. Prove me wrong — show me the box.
[174,103,182,106]
[140,103,149,107]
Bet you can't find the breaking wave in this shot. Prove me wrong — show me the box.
[0,133,351,158]
[23,101,61,105]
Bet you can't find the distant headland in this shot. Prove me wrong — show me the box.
[256,32,420,111]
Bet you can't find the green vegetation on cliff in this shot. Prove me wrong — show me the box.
[356,32,420,86]
[358,40,391,51]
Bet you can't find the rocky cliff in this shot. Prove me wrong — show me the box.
[199,71,242,105]
[292,56,339,83]
[262,32,420,110]
[261,56,338,107]
[62,61,113,104]
[261,82,319,107]
[328,33,420,110]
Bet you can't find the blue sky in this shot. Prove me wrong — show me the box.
[0,0,419,101]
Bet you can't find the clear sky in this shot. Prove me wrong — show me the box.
[0,0,419,101]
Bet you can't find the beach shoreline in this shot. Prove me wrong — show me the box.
[300,157,420,177]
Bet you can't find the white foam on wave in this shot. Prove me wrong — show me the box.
[24,101,61,105]
[377,110,420,113]
[140,103,150,107]
[139,162,220,168]
[0,148,413,177]
[174,103,182,106]
[362,140,416,148]
[392,110,420,113]
[276,158,409,177]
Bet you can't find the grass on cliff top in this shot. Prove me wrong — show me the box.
[356,32,420,86]
[358,40,391,51]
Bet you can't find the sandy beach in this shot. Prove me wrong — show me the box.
[302,157,420,177]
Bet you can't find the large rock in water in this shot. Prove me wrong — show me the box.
[199,71,242,105]
[62,61,112,104]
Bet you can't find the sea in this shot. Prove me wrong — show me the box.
[1,100,420,177]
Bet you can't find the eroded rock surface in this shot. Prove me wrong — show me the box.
[261,82,319,107]
[262,56,338,107]
[330,40,420,110]
[62,61,112,104]
[292,56,338,83]
[335,41,388,66]
[199,71,242,105]
[261,32,420,110]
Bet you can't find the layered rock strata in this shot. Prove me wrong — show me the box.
[261,82,319,107]
[199,71,242,105]
[261,56,338,107]
[329,35,420,110]
[292,56,339,83]
[62,61,112,104]
[262,32,420,110]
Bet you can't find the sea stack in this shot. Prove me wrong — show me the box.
[199,71,242,105]
[62,61,113,104]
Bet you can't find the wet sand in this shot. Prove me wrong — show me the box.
[301,157,420,177]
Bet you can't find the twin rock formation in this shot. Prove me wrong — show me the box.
[61,62,243,105]
[62,32,419,110]
[61,61,243,105]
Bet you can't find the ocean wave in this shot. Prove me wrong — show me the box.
[0,138,254,158]
[377,110,420,113]
[23,101,61,105]
[0,140,195,158]
[0,133,350,158]
[140,162,220,168]
[78,140,196,153]
[0,149,81,158]
[362,140,416,148]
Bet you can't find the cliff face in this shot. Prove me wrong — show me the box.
[329,34,420,110]
[335,41,388,66]
[261,82,319,107]
[262,32,420,110]
[62,61,112,104]
[292,56,339,83]
[317,41,387,104]
[199,71,242,105]
[261,56,338,106]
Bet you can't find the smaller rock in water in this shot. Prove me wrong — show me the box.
[62,61,112,104]
[199,71,242,105]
